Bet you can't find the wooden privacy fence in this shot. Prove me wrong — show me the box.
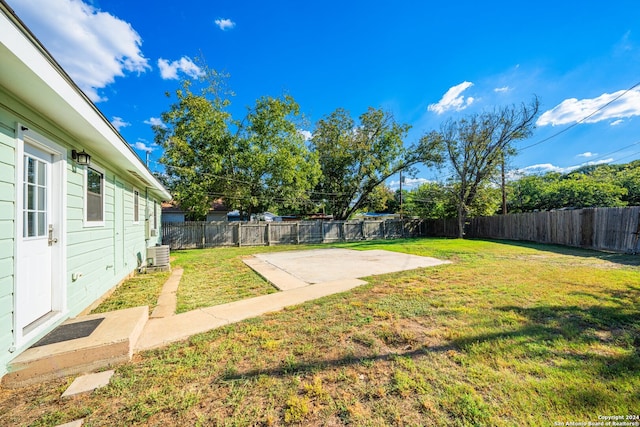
[162,219,430,249]
[465,207,640,254]
[162,207,640,253]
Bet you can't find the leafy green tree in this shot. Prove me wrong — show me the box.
[508,173,559,213]
[311,107,442,220]
[440,98,540,237]
[541,174,627,209]
[403,182,451,219]
[403,181,500,219]
[231,95,320,217]
[362,184,396,213]
[508,168,630,212]
[155,72,320,218]
[614,160,640,206]
[154,77,234,219]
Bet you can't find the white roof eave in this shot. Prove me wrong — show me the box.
[0,3,171,201]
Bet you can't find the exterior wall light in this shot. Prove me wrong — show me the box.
[72,149,91,166]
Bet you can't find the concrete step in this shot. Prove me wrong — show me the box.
[2,306,148,388]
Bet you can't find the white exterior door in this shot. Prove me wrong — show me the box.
[16,130,66,342]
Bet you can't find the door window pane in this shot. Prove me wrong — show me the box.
[27,157,35,184]
[28,212,36,237]
[23,155,47,238]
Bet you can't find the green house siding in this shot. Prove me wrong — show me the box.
[0,114,16,365]
[0,99,166,378]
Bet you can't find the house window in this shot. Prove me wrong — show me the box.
[153,201,158,230]
[133,189,139,223]
[86,167,104,224]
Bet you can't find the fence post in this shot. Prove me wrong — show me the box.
[266,222,271,246]
[295,222,300,244]
[237,222,242,247]
[362,221,366,240]
[201,222,206,248]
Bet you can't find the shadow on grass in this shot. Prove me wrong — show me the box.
[222,342,455,381]
[223,286,640,394]
[453,285,640,384]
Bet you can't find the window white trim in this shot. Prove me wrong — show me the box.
[84,163,105,227]
[133,188,140,224]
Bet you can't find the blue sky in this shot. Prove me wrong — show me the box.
[9,0,640,189]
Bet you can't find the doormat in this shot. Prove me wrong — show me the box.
[31,318,105,348]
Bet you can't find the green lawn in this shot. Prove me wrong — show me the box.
[2,238,639,426]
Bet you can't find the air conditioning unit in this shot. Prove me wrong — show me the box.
[146,245,170,267]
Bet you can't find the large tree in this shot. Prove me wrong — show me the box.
[441,98,540,237]
[311,107,442,220]
[155,74,319,218]
[508,170,629,212]
[154,78,234,219]
[231,95,320,217]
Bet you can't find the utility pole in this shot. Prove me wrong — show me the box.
[501,152,507,215]
[399,170,403,220]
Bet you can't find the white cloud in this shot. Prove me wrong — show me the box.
[518,158,614,175]
[585,158,614,166]
[494,86,511,93]
[577,152,596,158]
[214,18,236,31]
[519,163,567,174]
[537,88,640,126]
[11,0,150,103]
[388,177,432,190]
[144,117,167,128]
[610,119,624,126]
[158,57,204,80]
[132,140,154,152]
[428,81,475,115]
[298,129,313,141]
[111,116,130,131]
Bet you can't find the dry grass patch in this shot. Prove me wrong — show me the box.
[172,245,309,313]
[91,271,170,314]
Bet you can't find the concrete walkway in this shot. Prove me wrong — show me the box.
[137,248,449,350]
[136,277,366,351]
[149,268,183,318]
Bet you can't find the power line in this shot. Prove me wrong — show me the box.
[520,80,640,151]
[611,150,640,164]
[149,159,379,198]
[580,140,640,164]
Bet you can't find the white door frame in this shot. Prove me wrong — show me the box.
[14,124,67,347]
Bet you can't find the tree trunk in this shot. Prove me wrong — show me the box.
[456,203,466,238]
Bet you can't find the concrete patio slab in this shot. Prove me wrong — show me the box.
[242,257,309,290]
[253,248,450,284]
